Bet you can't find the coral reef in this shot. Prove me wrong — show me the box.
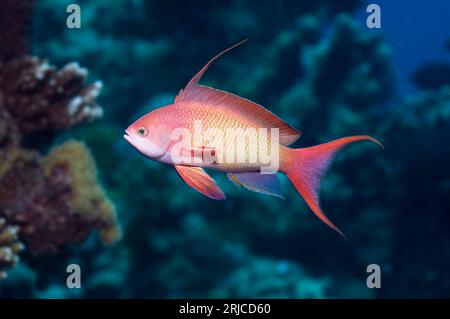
[0,141,120,253]
[0,0,119,281]
[0,106,20,149]
[1,57,103,132]
[42,141,120,245]
[0,65,119,255]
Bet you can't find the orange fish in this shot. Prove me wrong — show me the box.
[124,40,382,238]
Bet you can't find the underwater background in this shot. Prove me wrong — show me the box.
[0,0,449,298]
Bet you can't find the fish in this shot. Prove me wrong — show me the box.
[124,40,383,238]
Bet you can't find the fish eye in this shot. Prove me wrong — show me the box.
[137,126,148,137]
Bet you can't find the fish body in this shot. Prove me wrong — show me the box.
[128,91,295,173]
[124,40,382,238]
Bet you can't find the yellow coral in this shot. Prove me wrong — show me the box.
[42,140,121,244]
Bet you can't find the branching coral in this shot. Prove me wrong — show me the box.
[0,58,119,256]
[1,57,103,133]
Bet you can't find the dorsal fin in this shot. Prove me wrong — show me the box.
[175,40,302,146]
[177,39,249,98]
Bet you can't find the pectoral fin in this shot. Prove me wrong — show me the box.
[227,172,284,199]
[175,165,226,200]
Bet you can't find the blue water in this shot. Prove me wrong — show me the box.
[361,0,450,93]
[1,0,450,299]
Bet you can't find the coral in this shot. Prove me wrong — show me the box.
[0,64,117,255]
[0,106,20,150]
[0,0,120,282]
[0,142,120,254]
[42,141,121,245]
[0,56,103,133]
[0,218,24,279]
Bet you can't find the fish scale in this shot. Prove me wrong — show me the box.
[170,103,276,172]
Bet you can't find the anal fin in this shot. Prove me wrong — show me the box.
[227,172,284,198]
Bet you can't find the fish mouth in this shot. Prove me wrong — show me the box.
[123,130,132,143]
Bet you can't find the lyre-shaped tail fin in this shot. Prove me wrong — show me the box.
[284,136,383,239]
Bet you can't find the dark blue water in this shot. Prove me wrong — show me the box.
[1,0,449,299]
[363,0,450,93]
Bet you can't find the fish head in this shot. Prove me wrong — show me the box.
[124,110,172,159]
